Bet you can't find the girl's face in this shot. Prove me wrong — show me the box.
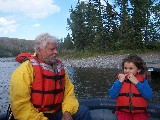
[123,61,141,75]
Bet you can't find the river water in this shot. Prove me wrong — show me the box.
[0,58,160,115]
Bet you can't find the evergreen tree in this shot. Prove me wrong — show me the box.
[64,33,74,50]
[67,1,88,50]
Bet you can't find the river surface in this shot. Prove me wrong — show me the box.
[0,57,160,115]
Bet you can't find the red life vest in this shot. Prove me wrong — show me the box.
[16,53,65,112]
[116,74,147,113]
[15,52,33,63]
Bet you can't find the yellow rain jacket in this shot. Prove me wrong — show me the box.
[10,60,79,120]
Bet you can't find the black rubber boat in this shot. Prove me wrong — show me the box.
[0,98,160,120]
[79,98,160,120]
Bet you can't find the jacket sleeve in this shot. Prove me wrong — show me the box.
[136,79,153,100]
[62,73,79,115]
[9,61,48,120]
[109,80,122,99]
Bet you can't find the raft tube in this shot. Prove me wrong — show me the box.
[0,98,160,120]
[79,98,160,119]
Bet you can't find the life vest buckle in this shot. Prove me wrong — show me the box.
[129,106,134,110]
[129,93,133,97]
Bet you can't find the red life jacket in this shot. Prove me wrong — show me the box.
[16,53,65,112]
[15,52,33,63]
[116,74,147,113]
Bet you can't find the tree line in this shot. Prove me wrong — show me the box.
[61,0,160,53]
[0,37,34,58]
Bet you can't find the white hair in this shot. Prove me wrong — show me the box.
[34,33,57,52]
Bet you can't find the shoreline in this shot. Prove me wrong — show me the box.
[62,52,160,69]
[1,52,160,69]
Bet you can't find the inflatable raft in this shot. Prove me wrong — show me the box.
[79,98,160,120]
[0,98,160,120]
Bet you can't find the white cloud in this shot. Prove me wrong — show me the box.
[0,17,17,33]
[0,17,16,26]
[79,0,89,3]
[0,0,60,19]
[79,0,113,5]
[33,23,40,27]
[0,24,17,33]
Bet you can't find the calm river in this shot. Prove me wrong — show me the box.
[0,58,160,115]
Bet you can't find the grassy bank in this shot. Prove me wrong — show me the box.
[58,49,160,59]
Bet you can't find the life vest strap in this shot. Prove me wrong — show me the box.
[45,103,61,109]
[43,75,65,80]
[116,106,147,111]
[33,103,62,109]
[32,89,63,94]
[118,93,142,97]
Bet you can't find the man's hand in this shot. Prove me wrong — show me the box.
[62,112,73,120]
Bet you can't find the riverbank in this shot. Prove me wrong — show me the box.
[62,52,160,69]
[1,52,160,69]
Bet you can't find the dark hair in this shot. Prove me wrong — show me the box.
[122,54,147,74]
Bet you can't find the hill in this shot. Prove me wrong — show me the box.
[0,37,34,58]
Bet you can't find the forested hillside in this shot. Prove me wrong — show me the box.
[0,37,34,58]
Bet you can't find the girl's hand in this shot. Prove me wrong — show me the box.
[118,74,126,83]
[127,73,138,84]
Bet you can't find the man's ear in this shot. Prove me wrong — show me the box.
[37,48,42,54]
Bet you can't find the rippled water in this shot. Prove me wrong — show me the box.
[0,58,160,115]
[0,58,20,115]
[73,67,160,101]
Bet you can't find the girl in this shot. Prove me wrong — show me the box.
[109,54,153,120]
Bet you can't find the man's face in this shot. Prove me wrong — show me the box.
[40,43,58,64]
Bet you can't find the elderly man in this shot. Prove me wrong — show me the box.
[10,33,92,120]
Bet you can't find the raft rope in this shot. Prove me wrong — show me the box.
[6,104,13,120]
